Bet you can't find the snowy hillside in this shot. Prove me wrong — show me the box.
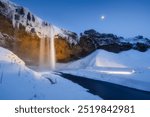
[0,47,24,65]
[62,49,150,69]
[59,49,150,91]
[0,47,100,99]
[0,0,78,44]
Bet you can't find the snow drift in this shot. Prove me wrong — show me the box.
[61,49,150,92]
[64,49,150,69]
[0,47,100,100]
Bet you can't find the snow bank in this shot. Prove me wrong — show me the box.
[0,47,100,100]
[0,47,24,65]
[60,49,150,91]
[62,49,150,69]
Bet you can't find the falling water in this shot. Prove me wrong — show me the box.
[39,38,45,68]
[49,26,56,70]
[39,26,56,70]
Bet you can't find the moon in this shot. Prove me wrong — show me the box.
[100,15,105,20]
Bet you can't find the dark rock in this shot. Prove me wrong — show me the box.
[27,12,31,21]
[79,29,150,54]
[0,1,5,8]
[79,29,122,54]
[98,42,132,53]
[31,28,36,33]
[32,15,35,22]
[14,14,20,20]
[16,7,25,15]
[135,35,144,39]
[134,43,148,52]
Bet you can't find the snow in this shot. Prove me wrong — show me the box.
[120,36,150,45]
[1,0,150,100]
[58,49,150,91]
[0,47,24,65]
[0,0,78,44]
[58,49,150,69]
[0,47,100,100]
[1,47,150,99]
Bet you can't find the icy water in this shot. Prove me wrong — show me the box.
[60,73,150,100]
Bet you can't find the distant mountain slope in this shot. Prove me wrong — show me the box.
[79,29,150,55]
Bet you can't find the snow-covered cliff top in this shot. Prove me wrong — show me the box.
[0,0,78,44]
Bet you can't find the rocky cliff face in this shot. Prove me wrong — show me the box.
[0,0,150,66]
[0,0,80,65]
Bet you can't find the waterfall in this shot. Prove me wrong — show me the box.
[39,26,56,70]
[49,26,56,70]
[39,37,45,68]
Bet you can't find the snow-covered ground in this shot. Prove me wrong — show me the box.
[57,49,150,69]
[58,49,150,92]
[0,47,100,100]
[1,47,150,99]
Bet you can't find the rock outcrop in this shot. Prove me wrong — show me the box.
[79,29,150,55]
[0,0,150,67]
[0,0,80,65]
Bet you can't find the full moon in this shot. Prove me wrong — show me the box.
[101,15,105,20]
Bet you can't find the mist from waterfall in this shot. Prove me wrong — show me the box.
[39,26,56,70]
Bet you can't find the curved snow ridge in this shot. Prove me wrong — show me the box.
[0,47,25,65]
[65,49,150,69]
[0,0,78,44]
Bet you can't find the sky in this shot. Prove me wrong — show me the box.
[11,0,150,38]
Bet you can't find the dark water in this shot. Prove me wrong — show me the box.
[60,73,150,100]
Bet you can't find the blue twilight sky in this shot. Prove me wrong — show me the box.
[11,0,150,38]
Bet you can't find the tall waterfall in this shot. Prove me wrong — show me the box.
[49,26,56,70]
[39,26,56,70]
